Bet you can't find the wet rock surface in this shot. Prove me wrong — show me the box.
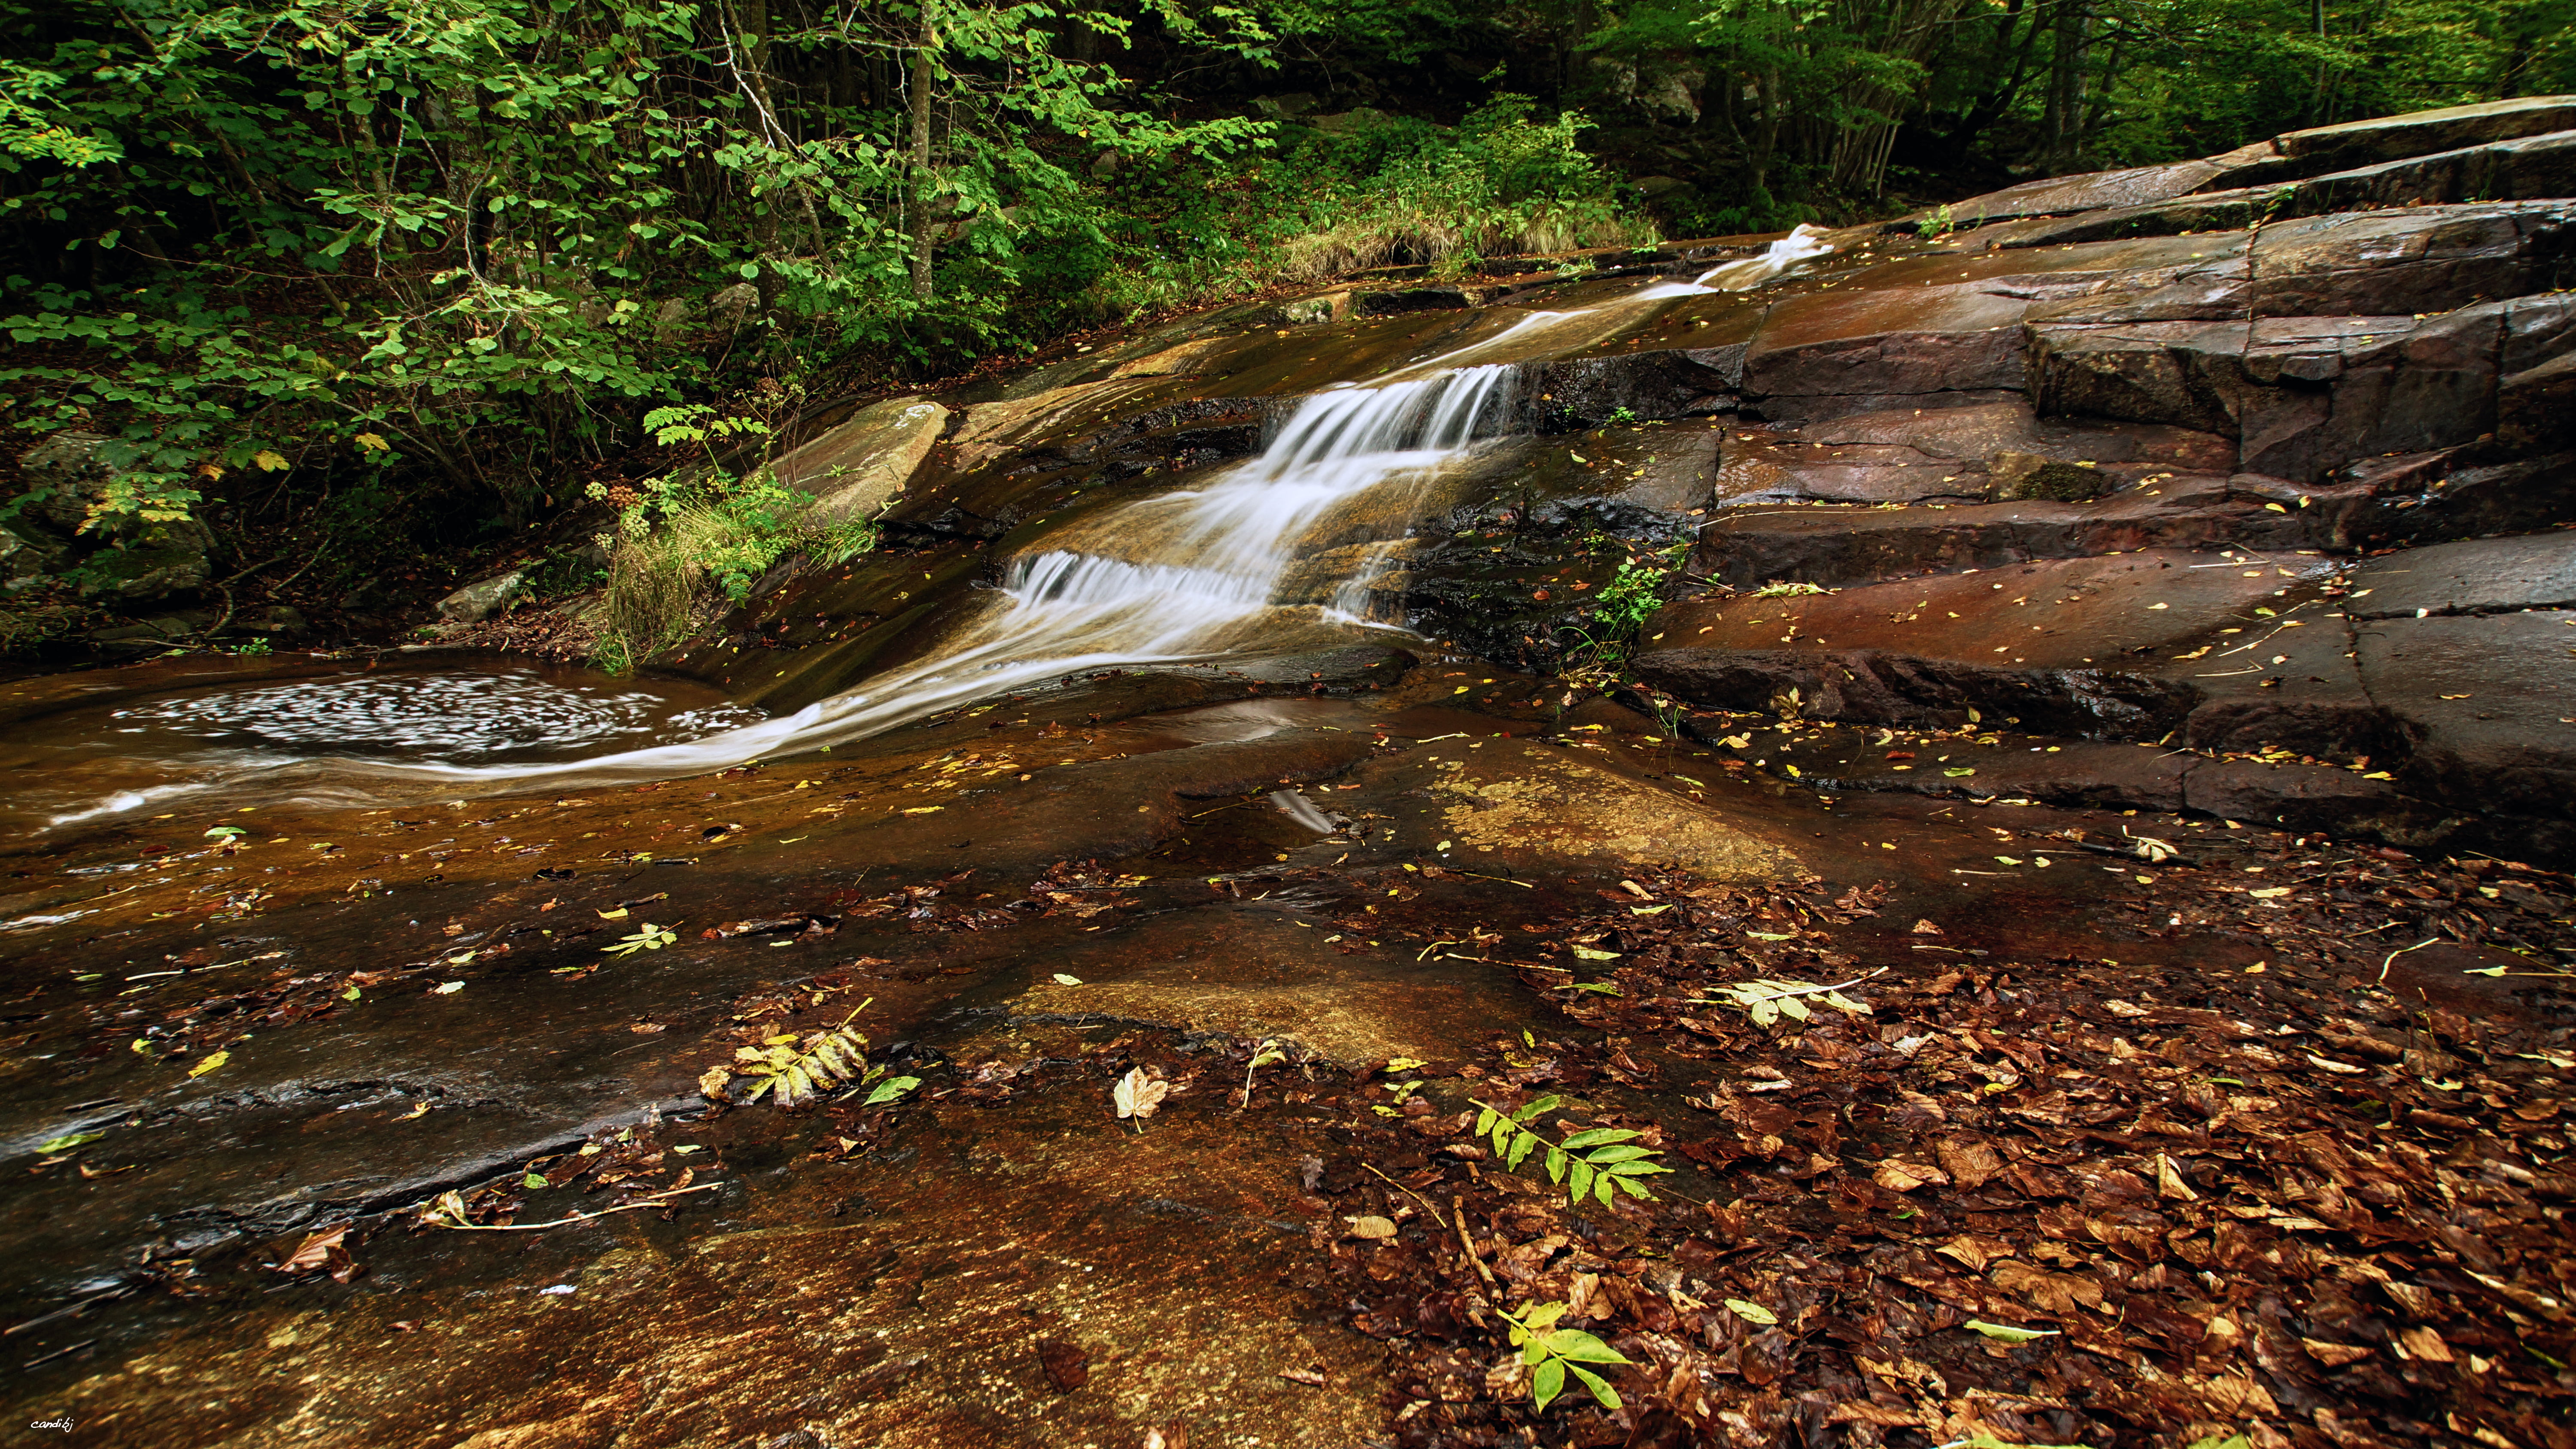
[10,99,2576,1449]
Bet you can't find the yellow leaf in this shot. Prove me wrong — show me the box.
[354,432,391,452]
[901,806,943,815]
[188,1049,230,1078]
[2248,887,2290,899]
[252,449,289,472]
[596,907,628,919]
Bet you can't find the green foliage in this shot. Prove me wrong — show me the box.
[1500,1300,1630,1412]
[1915,203,1955,241]
[1077,97,1650,318]
[0,0,1283,558]
[1472,1094,1673,1208]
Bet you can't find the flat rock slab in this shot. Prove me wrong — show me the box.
[2359,609,2576,827]
[1693,473,2347,588]
[2348,530,2576,617]
[1655,549,2333,671]
[2272,95,2576,171]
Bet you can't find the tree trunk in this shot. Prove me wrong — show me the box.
[907,12,936,303]
[2045,0,2087,172]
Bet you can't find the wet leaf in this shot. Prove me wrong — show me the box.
[1723,1298,1779,1325]
[188,1049,229,1078]
[1051,973,1083,985]
[36,1131,103,1154]
[1345,1214,1397,1240]
[862,1074,920,1106]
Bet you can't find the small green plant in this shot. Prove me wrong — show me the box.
[1594,557,1672,634]
[603,923,678,957]
[1239,1037,1289,1109]
[727,1001,920,1109]
[1501,1300,1631,1411]
[1914,203,1955,241]
[1752,581,1825,598]
[1472,1094,1671,1207]
[227,636,273,656]
[1605,405,1638,425]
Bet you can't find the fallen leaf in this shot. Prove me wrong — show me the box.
[274,1224,351,1276]
[1965,1320,2060,1343]
[1345,1215,1398,1240]
[1051,973,1083,985]
[188,1049,230,1078]
[1873,1160,1949,1192]
[1113,1066,1169,1121]
[1723,1298,1779,1325]
[1036,1337,1091,1391]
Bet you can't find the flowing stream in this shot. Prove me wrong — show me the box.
[30,232,1833,828]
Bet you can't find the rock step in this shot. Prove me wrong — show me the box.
[1637,533,2576,863]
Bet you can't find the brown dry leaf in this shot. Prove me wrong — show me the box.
[1142,1425,1190,1449]
[1990,1259,2106,1315]
[1873,1160,1950,1192]
[2396,1326,2456,1363]
[2155,1152,2201,1201]
[275,1224,348,1275]
[1345,1215,1397,1240]
[1827,1403,1929,1427]
[1036,1337,1091,1391]
[1279,1367,1327,1387]
[1935,1135,2003,1189]
[1936,1234,2014,1272]
[2303,1338,2375,1367]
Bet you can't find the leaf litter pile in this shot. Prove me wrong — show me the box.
[1263,857,2576,1449]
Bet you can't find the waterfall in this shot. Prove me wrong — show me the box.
[43,367,1516,822]
[39,217,1839,825]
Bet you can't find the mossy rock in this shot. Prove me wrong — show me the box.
[1989,451,2111,503]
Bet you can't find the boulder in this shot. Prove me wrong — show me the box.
[0,521,61,592]
[437,569,528,623]
[771,396,951,530]
[13,430,220,600]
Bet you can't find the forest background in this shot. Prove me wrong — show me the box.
[0,0,2568,632]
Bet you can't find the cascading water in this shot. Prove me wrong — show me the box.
[35,222,1838,829]
[39,366,1517,825]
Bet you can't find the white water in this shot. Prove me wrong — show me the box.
[1371,224,1837,383]
[1637,223,1838,300]
[41,367,1517,824]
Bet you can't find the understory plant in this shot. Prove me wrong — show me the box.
[588,395,875,671]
